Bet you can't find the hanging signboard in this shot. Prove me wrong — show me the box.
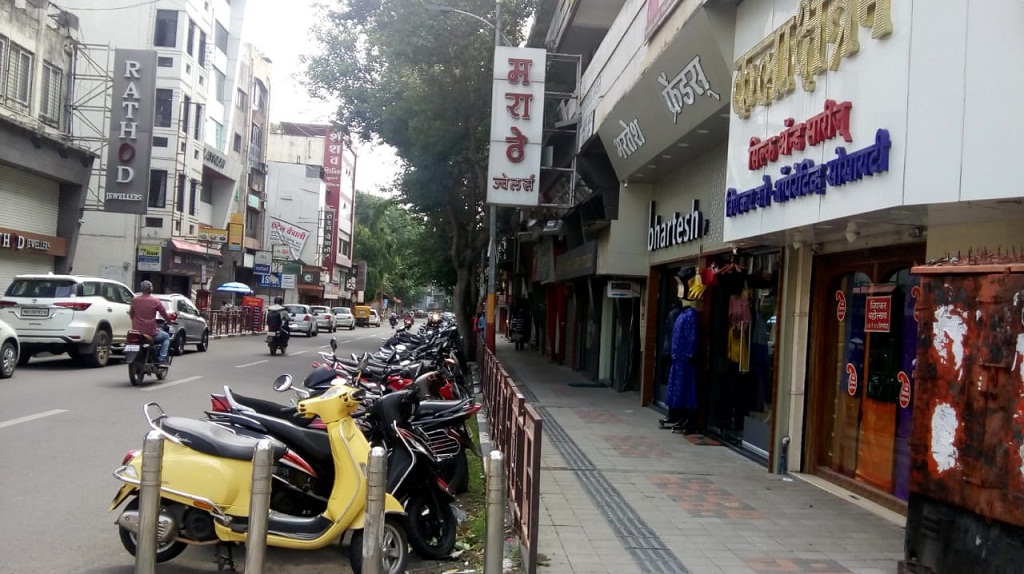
[198,227,228,243]
[268,217,309,261]
[104,49,157,214]
[137,244,162,271]
[254,250,272,275]
[607,281,641,298]
[487,46,546,207]
[864,295,892,332]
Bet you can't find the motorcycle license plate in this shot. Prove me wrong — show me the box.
[124,344,140,352]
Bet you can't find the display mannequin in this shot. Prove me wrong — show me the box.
[660,267,700,433]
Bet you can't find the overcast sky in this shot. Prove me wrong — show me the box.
[243,1,401,195]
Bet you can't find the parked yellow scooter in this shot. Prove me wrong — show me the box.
[109,375,408,573]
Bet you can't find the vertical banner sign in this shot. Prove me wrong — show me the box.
[355,260,367,292]
[321,208,335,260]
[104,49,157,214]
[322,129,344,271]
[227,223,243,251]
[487,46,546,207]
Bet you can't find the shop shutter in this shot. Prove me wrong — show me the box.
[0,165,61,291]
[0,165,60,235]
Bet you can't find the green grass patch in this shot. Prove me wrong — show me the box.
[456,415,488,565]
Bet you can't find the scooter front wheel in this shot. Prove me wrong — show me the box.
[348,516,409,574]
[117,498,188,562]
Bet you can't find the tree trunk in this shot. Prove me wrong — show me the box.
[453,262,475,364]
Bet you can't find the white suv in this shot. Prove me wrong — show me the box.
[0,274,135,367]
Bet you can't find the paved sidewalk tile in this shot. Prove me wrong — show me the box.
[484,340,905,574]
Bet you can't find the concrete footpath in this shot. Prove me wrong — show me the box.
[486,338,904,574]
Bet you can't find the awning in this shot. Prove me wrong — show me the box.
[297,284,324,296]
[170,239,215,256]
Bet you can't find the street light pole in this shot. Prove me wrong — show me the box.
[426,0,503,352]
[485,0,502,353]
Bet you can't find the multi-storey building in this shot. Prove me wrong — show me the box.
[265,122,357,306]
[63,0,265,307]
[0,1,97,289]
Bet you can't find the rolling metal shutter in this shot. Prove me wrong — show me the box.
[0,165,61,291]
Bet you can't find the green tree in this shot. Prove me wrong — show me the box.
[353,192,432,308]
[306,0,536,351]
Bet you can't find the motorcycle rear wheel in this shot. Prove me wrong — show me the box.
[269,345,277,356]
[439,450,469,494]
[128,358,144,386]
[405,492,457,559]
[118,498,188,562]
[347,516,409,574]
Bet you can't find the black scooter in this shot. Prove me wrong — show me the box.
[125,320,172,386]
[267,324,290,355]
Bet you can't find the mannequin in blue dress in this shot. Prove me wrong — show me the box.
[661,266,700,433]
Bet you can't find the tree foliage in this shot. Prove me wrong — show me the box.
[305,0,537,341]
[353,192,434,307]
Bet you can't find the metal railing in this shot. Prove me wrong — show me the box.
[481,347,543,574]
[202,308,262,336]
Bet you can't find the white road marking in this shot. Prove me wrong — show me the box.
[235,360,269,368]
[0,409,69,429]
[290,350,309,355]
[141,375,203,392]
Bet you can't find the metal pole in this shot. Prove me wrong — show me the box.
[245,439,274,573]
[363,446,388,574]
[485,0,503,353]
[135,430,164,574]
[484,450,506,574]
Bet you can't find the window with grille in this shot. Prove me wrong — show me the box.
[186,19,196,57]
[144,217,163,228]
[155,89,173,127]
[233,132,242,152]
[193,103,203,140]
[149,170,168,208]
[0,36,7,103]
[189,179,198,215]
[182,95,191,134]
[253,80,266,111]
[158,56,173,67]
[154,136,168,147]
[6,43,33,107]
[176,173,186,213]
[40,63,62,126]
[154,10,178,48]
[235,88,247,110]
[198,31,208,67]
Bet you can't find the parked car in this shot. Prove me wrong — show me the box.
[284,304,317,337]
[332,307,356,330]
[0,317,20,379]
[154,294,210,355]
[310,305,336,333]
[0,274,135,367]
[368,308,381,327]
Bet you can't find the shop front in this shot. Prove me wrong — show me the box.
[136,239,223,296]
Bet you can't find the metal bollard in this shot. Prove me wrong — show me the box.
[245,440,275,574]
[484,450,506,574]
[363,446,388,574]
[136,430,164,574]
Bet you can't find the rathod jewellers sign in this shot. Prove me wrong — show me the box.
[104,50,157,214]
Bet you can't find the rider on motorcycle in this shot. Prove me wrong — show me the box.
[267,297,291,338]
[389,311,398,328]
[129,280,172,366]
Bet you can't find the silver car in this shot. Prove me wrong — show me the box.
[332,307,356,330]
[284,304,317,337]
[310,305,336,333]
[155,294,210,355]
[0,317,20,379]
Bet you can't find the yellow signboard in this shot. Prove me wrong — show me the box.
[228,222,244,252]
[197,227,228,243]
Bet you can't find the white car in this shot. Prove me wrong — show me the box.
[0,317,20,378]
[310,305,337,333]
[368,309,381,327]
[332,307,356,330]
[284,304,318,337]
[0,274,135,367]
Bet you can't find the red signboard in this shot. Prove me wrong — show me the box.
[835,290,847,322]
[846,363,858,396]
[864,295,892,332]
[322,128,344,271]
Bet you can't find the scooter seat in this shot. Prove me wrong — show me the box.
[242,412,333,473]
[417,397,472,418]
[161,416,288,461]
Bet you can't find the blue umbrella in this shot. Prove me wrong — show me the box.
[216,282,253,306]
[216,281,253,294]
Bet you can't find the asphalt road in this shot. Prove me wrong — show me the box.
[0,324,441,574]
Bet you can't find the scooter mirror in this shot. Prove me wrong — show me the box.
[273,374,293,392]
[330,338,337,352]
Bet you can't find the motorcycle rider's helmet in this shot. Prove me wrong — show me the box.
[403,314,414,328]
[274,296,284,305]
[427,311,442,326]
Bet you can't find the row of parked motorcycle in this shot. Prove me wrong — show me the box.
[110,319,479,574]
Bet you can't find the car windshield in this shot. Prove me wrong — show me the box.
[284,305,306,315]
[4,279,78,298]
[311,307,328,314]
[333,307,351,315]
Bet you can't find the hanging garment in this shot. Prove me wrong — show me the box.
[666,306,698,410]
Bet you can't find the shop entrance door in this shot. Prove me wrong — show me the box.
[807,246,923,500]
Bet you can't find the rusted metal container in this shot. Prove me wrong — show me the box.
[903,258,1024,573]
